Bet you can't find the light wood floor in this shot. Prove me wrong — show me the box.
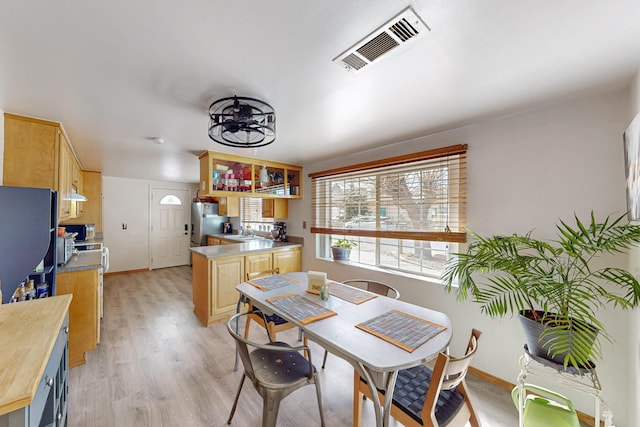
[66,266,536,426]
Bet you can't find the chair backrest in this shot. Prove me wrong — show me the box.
[227,311,313,383]
[246,267,280,281]
[343,279,400,300]
[421,329,482,424]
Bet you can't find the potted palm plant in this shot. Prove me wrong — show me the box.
[332,238,358,261]
[442,212,640,369]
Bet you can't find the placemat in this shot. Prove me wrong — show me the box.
[327,281,377,304]
[266,293,337,324]
[247,274,299,291]
[356,310,446,352]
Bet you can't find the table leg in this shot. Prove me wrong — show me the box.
[357,363,399,427]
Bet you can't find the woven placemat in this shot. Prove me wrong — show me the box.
[247,274,299,291]
[356,310,446,352]
[327,281,377,304]
[266,293,337,324]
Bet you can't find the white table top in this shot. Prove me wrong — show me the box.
[236,272,452,374]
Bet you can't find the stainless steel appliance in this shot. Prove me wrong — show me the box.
[56,232,77,265]
[191,202,229,246]
[99,247,109,318]
[63,224,95,241]
[272,222,287,242]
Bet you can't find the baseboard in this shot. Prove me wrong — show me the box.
[467,366,597,427]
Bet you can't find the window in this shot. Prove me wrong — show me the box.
[242,197,274,231]
[310,144,467,278]
[159,195,182,205]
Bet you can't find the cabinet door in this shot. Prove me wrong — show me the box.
[207,236,216,246]
[56,269,99,367]
[262,198,288,218]
[273,248,301,273]
[57,133,73,220]
[3,114,58,189]
[212,256,244,314]
[245,253,272,277]
[218,197,240,217]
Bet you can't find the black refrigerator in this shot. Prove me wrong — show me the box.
[0,186,58,303]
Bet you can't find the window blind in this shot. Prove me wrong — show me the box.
[310,144,467,243]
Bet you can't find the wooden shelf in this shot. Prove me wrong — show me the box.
[199,151,302,199]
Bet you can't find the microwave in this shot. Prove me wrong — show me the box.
[63,224,95,241]
[57,232,77,265]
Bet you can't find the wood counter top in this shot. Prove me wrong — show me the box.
[0,295,72,415]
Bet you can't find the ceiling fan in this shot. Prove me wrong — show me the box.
[208,96,276,148]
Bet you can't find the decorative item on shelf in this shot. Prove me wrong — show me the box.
[331,238,357,261]
[208,96,276,148]
[442,211,640,369]
[259,165,269,187]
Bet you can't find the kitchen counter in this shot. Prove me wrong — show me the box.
[190,239,302,259]
[0,294,72,415]
[58,249,103,273]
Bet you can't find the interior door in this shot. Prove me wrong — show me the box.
[150,188,190,269]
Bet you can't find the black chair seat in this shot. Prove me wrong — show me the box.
[392,365,466,426]
[250,342,316,387]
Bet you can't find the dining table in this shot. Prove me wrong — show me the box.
[235,272,453,427]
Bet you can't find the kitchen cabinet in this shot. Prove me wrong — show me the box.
[218,196,240,217]
[75,170,103,232]
[273,247,302,273]
[0,295,71,427]
[192,254,244,326]
[199,151,302,199]
[262,198,288,218]
[245,252,273,274]
[3,113,85,221]
[56,268,100,367]
[192,246,301,326]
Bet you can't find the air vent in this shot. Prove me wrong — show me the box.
[333,7,430,73]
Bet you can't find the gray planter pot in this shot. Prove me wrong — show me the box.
[331,247,351,261]
[518,310,598,367]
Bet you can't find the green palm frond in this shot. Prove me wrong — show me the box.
[443,211,640,368]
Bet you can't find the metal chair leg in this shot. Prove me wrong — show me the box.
[314,374,326,427]
[262,393,283,427]
[227,373,246,424]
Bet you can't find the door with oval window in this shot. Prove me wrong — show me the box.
[150,188,190,269]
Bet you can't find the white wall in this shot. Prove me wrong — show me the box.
[102,176,197,272]
[628,67,640,427]
[293,89,634,425]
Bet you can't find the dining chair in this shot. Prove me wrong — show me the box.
[321,279,400,369]
[353,328,482,427]
[226,311,326,427]
[244,268,306,346]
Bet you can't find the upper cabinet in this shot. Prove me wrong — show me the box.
[199,151,302,199]
[3,113,87,221]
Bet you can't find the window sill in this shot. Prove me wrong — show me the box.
[317,256,445,287]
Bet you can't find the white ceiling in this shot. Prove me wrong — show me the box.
[1,1,640,183]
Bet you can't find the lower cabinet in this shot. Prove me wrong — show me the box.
[56,269,100,367]
[0,314,69,427]
[192,247,301,326]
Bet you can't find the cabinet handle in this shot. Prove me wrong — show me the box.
[64,326,69,334]
[46,376,54,387]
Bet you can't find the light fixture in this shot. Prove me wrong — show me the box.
[151,137,165,145]
[208,96,276,148]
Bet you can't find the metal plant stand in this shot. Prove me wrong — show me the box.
[516,346,614,427]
